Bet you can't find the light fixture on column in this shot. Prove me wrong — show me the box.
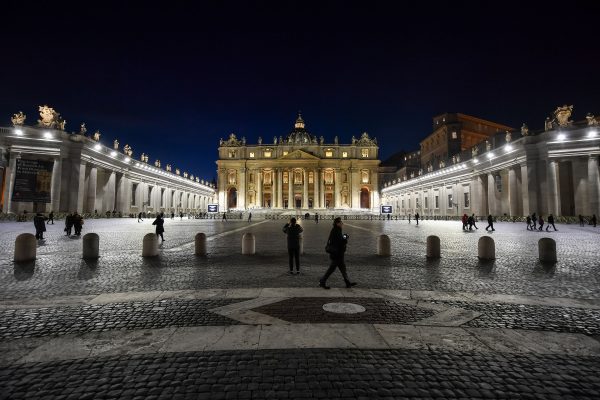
[588,129,598,138]
[504,144,513,152]
[94,144,102,150]
[14,129,23,136]
[43,131,53,139]
[556,132,566,141]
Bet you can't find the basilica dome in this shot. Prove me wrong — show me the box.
[287,113,317,144]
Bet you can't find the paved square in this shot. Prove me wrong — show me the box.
[1,217,600,399]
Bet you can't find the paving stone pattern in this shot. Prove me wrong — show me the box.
[253,297,435,324]
[0,299,245,340]
[2,348,600,399]
[435,300,600,336]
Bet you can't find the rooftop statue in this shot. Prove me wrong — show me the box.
[80,123,87,135]
[545,117,554,131]
[93,130,101,141]
[37,105,56,127]
[586,113,598,126]
[11,111,26,126]
[505,130,511,143]
[155,159,161,168]
[114,139,119,150]
[472,147,478,157]
[521,123,529,136]
[166,164,172,172]
[553,105,574,127]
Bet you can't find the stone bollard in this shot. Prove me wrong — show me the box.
[142,233,159,257]
[377,234,391,256]
[14,233,36,263]
[82,233,100,259]
[195,233,207,256]
[242,232,255,255]
[299,235,304,255]
[538,238,557,263]
[426,235,441,259]
[478,236,495,260]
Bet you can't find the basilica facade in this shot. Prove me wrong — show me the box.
[216,114,381,212]
[1,106,216,216]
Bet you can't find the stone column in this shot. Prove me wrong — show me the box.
[288,169,293,209]
[256,169,262,208]
[50,157,62,213]
[547,160,560,216]
[508,168,518,217]
[334,169,340,208]
[589,156,600,216]
[320,170,325,208]
[2,154,17,213]
[313,168,319,208]
[238,167,246,210]
[218,169,226,211]
[572,159,589,215]
[487,173,496,216]
[104,171,116,212]
[86,166,97,213]
[303,169,308,208]
[277,168,283,209]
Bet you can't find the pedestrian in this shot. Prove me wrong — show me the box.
[153,212,165,242]
[408,214,411,224]
[248,212,252,222]
[538,215,544,231]
[526,215,532,230]
[315,213,319,224]
[171,212,174,219]
[579,214,585,227]
[319,217,357,289]
[64,212,74,236]
[468,214,478,230]
[48,211,54,224]
[73,212,84,236]
[138,212,143,223]
[546,214,557,231]
[592,214,597,228]
[485,214,495,231]
[33,213,47,240]
[415,212,420,225]
[283,217,303,274]
[222,212,227,221]
[531,213,537,230]
[461,213,468,230]
[180,212,184,220]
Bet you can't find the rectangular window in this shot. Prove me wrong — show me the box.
[425,197,429,209]
[249,152,255,158]
[283,151,288,156]
[309,172,314,184]
[464,192,470,208]
[452,131,458,139]
[325,150,333,157]
[361,148,369,158]
[160,189,165,207]
[131,184,137,205]
[283,172,288,184]
[263,151,271,158]
[342,151,348,158]
[447,194,453,209]
[435,195,439,209]
[416,198,420,209]
[401,199,405,208]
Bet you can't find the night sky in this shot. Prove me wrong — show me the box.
[2,1,598,182]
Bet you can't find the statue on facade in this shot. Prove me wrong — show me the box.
[166,164,172,172]
[471,146,478,158]
[274,136,277,144]
[545,117,554,131]
[258,136,262,145]
[521,123,529,136]
[92,130,101,141]
[241,136,246,145]
[190,174,194,180]
[155,159,161,168]
[553,105,574,127]
[586,113,598,126]
[410,172,415,178]
[505,130,512,143]
[113,139,119,150]
[80,123,87,135]
[485,140,492,152]
[427,162,433,172]
[183,172,188,178]
[319,136,324,145]
[279,136,283,144]
[123,144,132,156]
[418,169,423,176]
[175,168,180,175]
[351,135,356,144]
[452,155,457,164]
[219,138,223,146]
[334,136,338,144]
[37,105,56,127]
[141,153,146,162]
[11,111,26,126]
[195,177,199,182]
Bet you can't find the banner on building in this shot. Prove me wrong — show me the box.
[11,159,54,203]
[381,205,393,214]
[207,204,219,213]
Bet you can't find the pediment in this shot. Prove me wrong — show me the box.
[279,149,320,160]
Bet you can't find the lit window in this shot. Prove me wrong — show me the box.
[452,131,458,139]
[324,170,334,184]
[264,151,271,158]
[361,170,369,184]
[361,148,369,158]
[309,172,314,184]
[249,152,255,158]
[228,150,236,158]
[283,172,288,184]
[342,151,348,158]
[283,151,288,156]
[325,151,333,157]
[294,170,302,184]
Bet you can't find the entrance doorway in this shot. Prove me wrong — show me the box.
[360,188,370,209]
[295,194,302,208]
[227,187,237,209]
[325,193,333,208]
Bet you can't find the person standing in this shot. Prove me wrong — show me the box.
[591,214,597,228]
[171,212,175,220]
[64,212,74,236]
[248,212,252,222]
[283,217,303,274]
[462,213,468,230]
[319,217,357,289]
[546,214,557,231]
[33,213,47,240]
[222,212,227,221]
[468,214,478,230]
[485,214,495,231]
[408,214,411,224]
[526,215,532,231]
[579,214,585,227]
[538,215,544,231]
[315,213,319,224]
[531,213,537,230]
[73,212,84,236]
[415,212,420,226]
[48,211,54,225]
[138,212,143,223]
[180,212,184,220]
[153,212,165,242]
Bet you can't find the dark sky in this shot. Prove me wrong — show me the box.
[2,1,598,182]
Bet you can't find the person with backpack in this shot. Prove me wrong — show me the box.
[546,214,557,231]
[319,217,357,289]
[526,215,532,230]
[283,217,303,274]
[33,213,47,240]
[538,215,544,231]
[153,212,165,242]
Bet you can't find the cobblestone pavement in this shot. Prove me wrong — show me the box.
[0,299,244,340]
[253,297,435,324]
[0,219,599,300]
[2,349,600,399]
